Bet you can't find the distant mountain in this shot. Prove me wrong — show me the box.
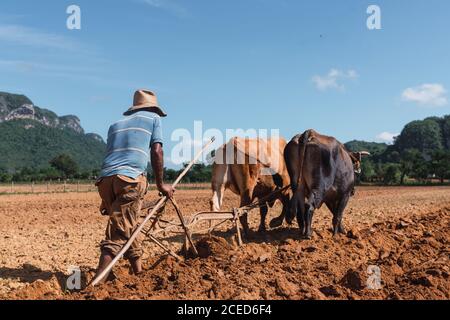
[0,92,106,172]
[395,116,450,153]
[345,115,450,163]
[344,140,388,156]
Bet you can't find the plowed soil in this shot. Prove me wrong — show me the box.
[0,186,449,300]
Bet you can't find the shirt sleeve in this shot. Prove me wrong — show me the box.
[150,116,164,146]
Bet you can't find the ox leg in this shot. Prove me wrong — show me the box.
[269,211,284,229]
[304,191,320,240]
[239,211,250,236]
[239,190,252,236]
[282,194,295,225]
[332,195,350,236]
[258,206,268,232]
[269,194,291,228]
[293,187,306,237]
[210,185,225,212]
[304,206,314,239]
[210,185,226,230]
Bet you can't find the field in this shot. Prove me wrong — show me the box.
[0,182,209,194]
[0,186,449,300]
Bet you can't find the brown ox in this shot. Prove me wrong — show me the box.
[284,129,370,239]
[210,137,292,235]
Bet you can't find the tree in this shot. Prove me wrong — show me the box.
[430,150,450,183]
[411,157,430,182]
[12,167,38,182]
[383,163,401,185]
[344,141,388,157]
[395,119,443,154]
[181,163,212,183]
[441,115,450,149]
[0,168,12,183]
[399,149,421,185]
[164,168,179,182]
[91,169,100,179]
[374,162,385,183]
[385,150,401,163]
[360,159,375,182]
[49,154,79,178]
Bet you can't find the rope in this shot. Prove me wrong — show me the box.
[240,185,291,211]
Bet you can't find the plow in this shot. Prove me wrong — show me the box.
[91,137,290,286]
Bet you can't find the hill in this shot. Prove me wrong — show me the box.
[0,92,106,173]
[394,116,450,153]
[345,140,388,156]
[345,115,450,184]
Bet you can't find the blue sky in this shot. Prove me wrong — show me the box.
[1,0,450,167]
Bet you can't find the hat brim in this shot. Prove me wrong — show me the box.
[123,104,167,117]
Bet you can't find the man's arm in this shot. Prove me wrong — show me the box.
[151,142,175,198]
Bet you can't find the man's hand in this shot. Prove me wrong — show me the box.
[158,184,175,198]
[151,143,175,198]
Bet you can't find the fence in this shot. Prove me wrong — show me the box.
[0,181,210,195]
[0,181,96,194]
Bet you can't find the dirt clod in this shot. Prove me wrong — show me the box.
[275,276,298,297]
[340,268,365,291]
[195,236,233,259]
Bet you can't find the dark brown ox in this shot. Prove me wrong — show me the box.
[284,129,370,239]
[210,137,292,235]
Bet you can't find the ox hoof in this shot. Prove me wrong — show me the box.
[301,231,313,240]
[241,228,251,238]
[258,226,267,233]
[332,226,346,236]
[286,217,295,225]
[269,217,283,229]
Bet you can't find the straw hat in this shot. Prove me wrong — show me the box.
[123,89,167,117]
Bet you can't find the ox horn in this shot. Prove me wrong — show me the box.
[359,151,371,156]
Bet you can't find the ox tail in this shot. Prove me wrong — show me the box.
[286,129,310,190]
[296,129,310,188]
[284,129,311,223]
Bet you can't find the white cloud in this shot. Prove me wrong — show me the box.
[0,59,92,74]
[312,69,358,91]
[0,25,137,89]
[0,59,141,90]
[401,83,448,107]
[0,24,82,51]
[140,0,189,17]
[375,132,399,144]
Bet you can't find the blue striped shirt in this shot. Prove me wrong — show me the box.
[100,111,163,179]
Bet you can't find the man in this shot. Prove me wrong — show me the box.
[94,89,175,281]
